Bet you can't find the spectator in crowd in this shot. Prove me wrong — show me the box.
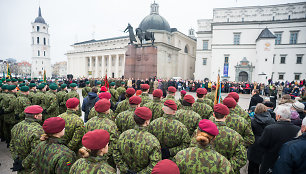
[82,87,99,123]
[249,89,263,110]
[279,94,295,107]
[263,101,276,120]
[290,102,303,127]
[292,101,305,120]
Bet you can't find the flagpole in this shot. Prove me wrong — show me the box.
[214,68,220,105]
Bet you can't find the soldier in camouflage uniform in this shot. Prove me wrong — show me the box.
[27,83,36,103]
[69,130,116,174]
[114,88,135,117]
[82,81,92,98]
[174,119,232,174]
[57,84,68,114]
[179,90,186,105]
[23,117,77,173]
[161,86,182,110]
[9,105,44,173]
[43,84,60,120]
[176,95,202,136]
[15,86,31,121]
[114,107,162,174]
[116,81,126,98]
[96,81,102,93]
[192,88,213,119]
[228,92,251,124]
[58,98,85,152]
[109,82,119,102]
[87,92,115,121]
[148,100,190,159]
[206,85,216,101]
[85,99,119,168]
[65,83,81,116]
[139,84,152,106]
[32,84,46,109]
[116,96,142,133]
[0,84,8,141]
[144,89,164,121]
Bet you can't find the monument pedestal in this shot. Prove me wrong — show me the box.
[124,45,157,79]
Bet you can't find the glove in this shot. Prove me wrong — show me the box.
[15,114,20,120]
[11,158,24,172]
[161,147,170,159]
[126,170,137,174]
[42,110,47,114]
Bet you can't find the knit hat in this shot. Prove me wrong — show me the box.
[43,117,65,134]
[151,159,180,174]
[164,100,177,111]
[198,119,219,136]
[82,129,110,150]
[24,105,43,114]
[214,103,230,116]
[292,102,305,112]
[196,88,207,95]
[223,97,237,109]
[168,86,176,93]
[95,99,111,113]
[141,84,150,90]
[126,88,136,95]
[153,89,163,98]
[135,107,152,120]
[98,92,111,100]
[180,90,186,95]
[184,95,195,104]
[20,86,29,92]
[129,96,142,105]
[228,92,239,102]
[66,97,79,109]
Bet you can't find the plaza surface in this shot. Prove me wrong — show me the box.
[0,89,252,174]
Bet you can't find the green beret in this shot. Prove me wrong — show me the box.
[2,84,8,90]
[29,83,36,88]
[18,79,23,82]
[49,84,58,90]
[86,81,90,85]
[8,85,16,91]
[12,79,17,82]
[110,82,115,86]
[121,81,125,85]
[0,83,2,87]
[20,86,29,92]
[42,83,47,85]
[37,84,45,90]
[1,78,5,81]
[39,80,43,82]
[19,83,25,87]
[61,84,67,89]
[96,81,102,85]
[34,77,38,80]
[55,78,58,80]
[6,79,11,82]
[70,83,77,88]
[27,78,31,81]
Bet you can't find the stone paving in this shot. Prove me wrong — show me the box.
[0,89,252,174]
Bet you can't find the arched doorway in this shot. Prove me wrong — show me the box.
[238,71,248,82]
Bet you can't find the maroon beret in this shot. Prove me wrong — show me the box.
[184,95,195,104]
[24,105,43,114]
[223,97,237,109]
[129,96,142,105]
[214,103,230,116]
[95,99,111,113]
[228,92,239,102]
[180,90,186,95]
[66,97,79,109]
[151,159,180,174]
[135,107,152,120]
[212,85,216,90]
[196,88,208,95]
[164,100,177,111]
[43,117,65,134]
[82,129,110,150]
[198,119,219,136]
[168,86,176,93]
[126,88,136,95]
[100,86,107,92]
[98,92,111,100]
[153,89,163,98]
[141,84,150,90]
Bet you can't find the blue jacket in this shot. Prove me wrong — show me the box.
[273,133,306,174]
[82,92,99,121]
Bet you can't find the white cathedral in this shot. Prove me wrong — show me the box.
[31,7,52,78]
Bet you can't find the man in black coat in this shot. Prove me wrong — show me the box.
[249,89,263,110]
[258,105,300,174]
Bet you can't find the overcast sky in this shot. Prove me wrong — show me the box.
[0,0,303,63]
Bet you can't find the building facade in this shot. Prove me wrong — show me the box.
[52,61,67,78]
[17,61,31,77]
[195,2,306,83]
[66,2,196,79]
[31,7,52,78]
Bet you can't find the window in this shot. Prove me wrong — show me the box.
[37,37,39,44]
[265,58,267,62]
[290,32,298,44]
[233,33,240,45]
[37,26,40,32]
[203,40,208,50]
[275,33,282,45]
[273,55,275,64]
[272,16,275,21]
[224,56,229,64]
[202,58,207,65]
[280,56,286,64]
[242,18,244,22]
[44,38,46,45]
[278,74,284,80]
[32,37,34,44]
[43,51,46,57]
[295,74,300,80]
[288,15,291,20]
[184,45,189,53]
[227,18,229,22]
[296,55,303,64]
[38,50,40,56]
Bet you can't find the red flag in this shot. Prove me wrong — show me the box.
[104,74,109,90]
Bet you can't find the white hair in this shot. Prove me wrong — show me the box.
[275,105,291,120]
[303,118,306,126]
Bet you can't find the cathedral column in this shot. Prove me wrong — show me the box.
[115,54,119,78]
[88,57,92,77]
[101,55,105,77]
[108,55,112,78]
[95,56,98,78]
[121,54,125,78]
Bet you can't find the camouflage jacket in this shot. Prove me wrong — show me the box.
[65,90,81,116]
[69,155,116,174]
[15,94,31,120]
[82,87,92,98]
[23,137,77,174]
[43,91,59,120]
[32,91,46,109]
[140,93,152,107]
[113,125,161,174]
[175,106,202,136]
[28,91,36,103]
[57,90,67,114]
[147,114,191,158]
[174,144,232,174]
[231,105,251,124]
[161,95,182,110]
[114,98,130,117]
[109,88,119,102]
[210,112,255,147]
[143,99,164,121]
[88,107,114,121]
[116,87,126,97]
[192,99,213,119]
[3,93,18,124]
[115,107,136,133]
[10,117,43,160]
[58,110,85,152]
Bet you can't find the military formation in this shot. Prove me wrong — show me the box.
[0,77,255,174]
